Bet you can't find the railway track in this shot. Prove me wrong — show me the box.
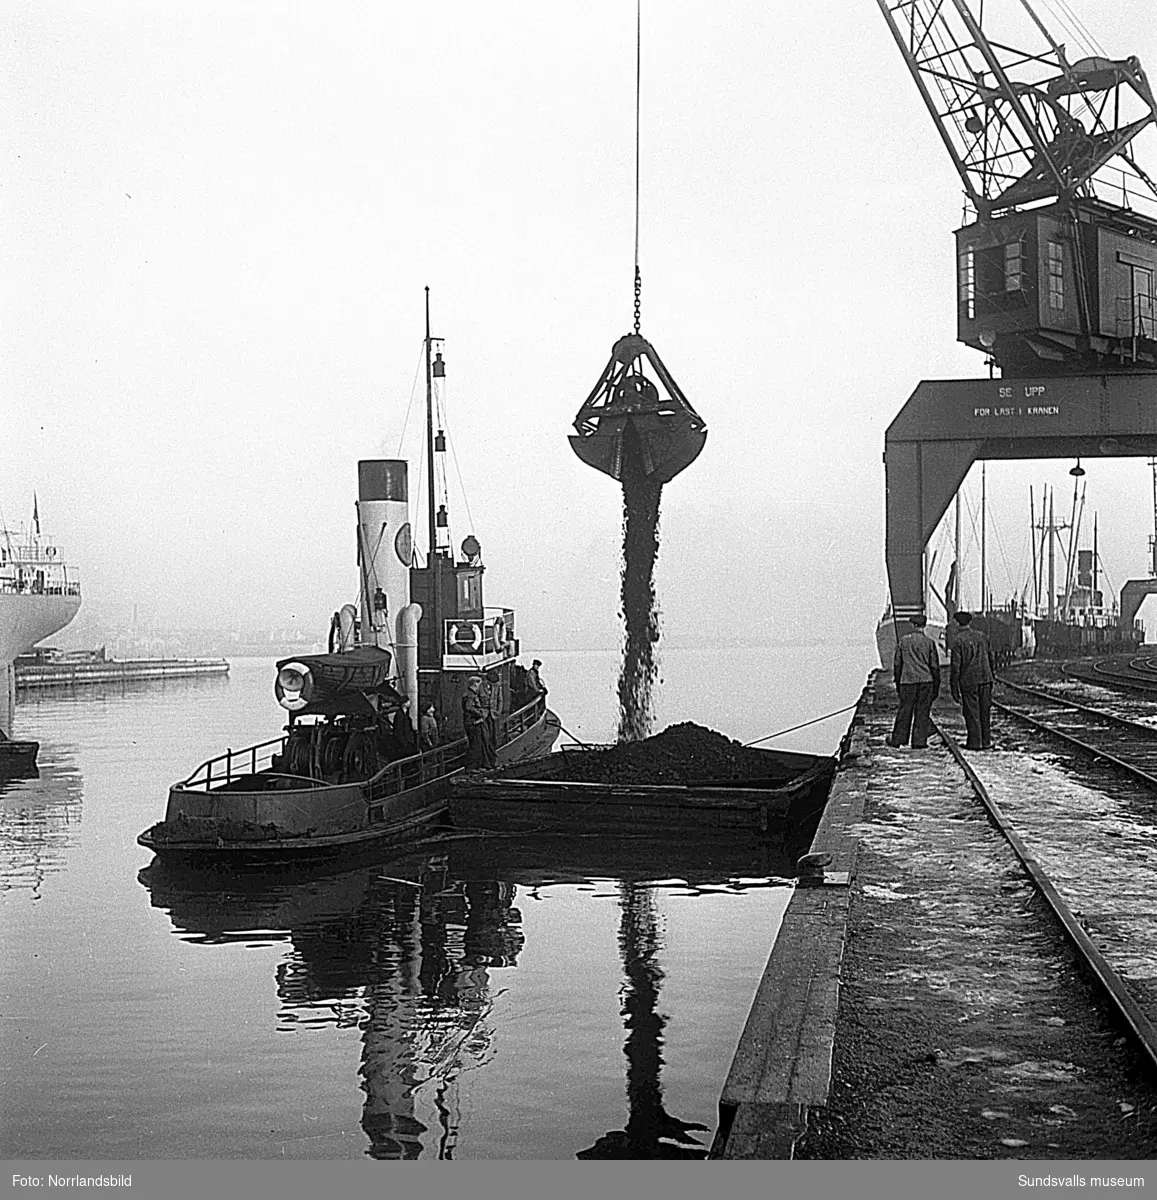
[1060,655,1157,694]
[995,677,1157,784]
[934,683,1157,1076]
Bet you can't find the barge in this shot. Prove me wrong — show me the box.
[450,724,839,839]
[16,648,229,688]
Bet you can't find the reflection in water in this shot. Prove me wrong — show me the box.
[0,752,83,897]
[576,883,708,1159]
[140,833,793,1159]
[273,867,523,1159]
[17,669,231,712]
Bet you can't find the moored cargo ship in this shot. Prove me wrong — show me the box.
[1,501,81,742]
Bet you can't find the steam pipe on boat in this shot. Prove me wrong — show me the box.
[397,602,422,728]
[337,603,357,652]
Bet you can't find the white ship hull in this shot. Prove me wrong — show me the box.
[1,592,81,737]
[0,591,82,661]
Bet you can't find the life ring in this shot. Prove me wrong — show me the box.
[492,617,505,649]
[449,623,483,652]
[275,661,313,711]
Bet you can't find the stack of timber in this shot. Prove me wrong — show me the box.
[449,722,837,837]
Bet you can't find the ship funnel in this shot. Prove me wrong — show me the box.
[357,460,411,653]
[569,333,706,484]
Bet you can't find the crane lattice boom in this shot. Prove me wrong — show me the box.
[877,0,1157,218]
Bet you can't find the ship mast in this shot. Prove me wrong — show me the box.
[980,464,987,615]
[424,288,442,666]
[1150,458,1157,577]
[954,489,962,609]
[1048,490,1056,622]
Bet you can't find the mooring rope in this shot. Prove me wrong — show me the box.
[744,702,860,747]
[558,721,595,749]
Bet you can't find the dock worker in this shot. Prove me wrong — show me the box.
[419,702,439,751]
[392,698,417,758]
[462,677,495,768]
[480,675,499,765]
[886,613,940,750]
[950,610,996,751]
[527,659,547,697]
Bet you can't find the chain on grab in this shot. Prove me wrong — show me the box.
[633,266,642,335]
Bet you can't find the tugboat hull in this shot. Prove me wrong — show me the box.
[138,706,559,862]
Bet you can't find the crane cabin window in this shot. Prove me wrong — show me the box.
[1004,241,1023,292]
[1132,265,1154,338]
[1047,241,1064,310]
[958,247,976,320]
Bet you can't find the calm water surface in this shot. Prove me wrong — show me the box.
[0,645,871,1160]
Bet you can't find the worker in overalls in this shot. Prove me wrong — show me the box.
[950,610,997,750]
[887,614,940,749]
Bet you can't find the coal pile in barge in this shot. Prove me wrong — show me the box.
[499,722,809,787]
[449,722,837,839]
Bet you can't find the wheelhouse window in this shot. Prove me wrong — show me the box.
[1047,241,1064,310]
[457,570,481,614]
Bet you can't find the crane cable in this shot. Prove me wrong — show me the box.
[633,0,642,336]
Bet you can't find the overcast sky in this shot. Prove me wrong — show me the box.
[5,0,1157,649]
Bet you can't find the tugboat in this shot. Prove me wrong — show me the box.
[139,291,559,861]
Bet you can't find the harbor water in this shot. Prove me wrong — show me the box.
[0,644,872,1160]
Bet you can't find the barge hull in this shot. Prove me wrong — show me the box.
[17,657,229,688]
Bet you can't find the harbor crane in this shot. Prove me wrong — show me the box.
[877,0,1157,376]
[877,1,1157,623]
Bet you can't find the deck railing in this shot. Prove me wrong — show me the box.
[364,738,469,801]
[500,694,545,743]
[177,695,549,795]
[179,736,289,791]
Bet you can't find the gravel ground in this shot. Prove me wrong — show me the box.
[794,680,1157,1160]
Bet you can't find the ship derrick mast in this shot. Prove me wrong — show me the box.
[877,0,1157,376]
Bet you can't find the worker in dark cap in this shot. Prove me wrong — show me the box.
[527,659,547,698]
[462,676,496,768]
[950,610,997,750]
[887,613,940,749]
[391,697,417,758]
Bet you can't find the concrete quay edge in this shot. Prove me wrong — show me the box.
[710,679,875,1159]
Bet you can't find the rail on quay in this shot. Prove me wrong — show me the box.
[936,720,1157,1076]
[711,665,1157,1160]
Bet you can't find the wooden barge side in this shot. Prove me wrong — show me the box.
[449,758,837,835]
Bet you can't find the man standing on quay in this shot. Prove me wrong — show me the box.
[950,610,997,750]
[887,613,940,749]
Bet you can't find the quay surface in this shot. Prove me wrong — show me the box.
[15,657,230,688]
[712,670,1157,1160]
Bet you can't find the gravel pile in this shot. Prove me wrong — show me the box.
[503,721,802,786]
